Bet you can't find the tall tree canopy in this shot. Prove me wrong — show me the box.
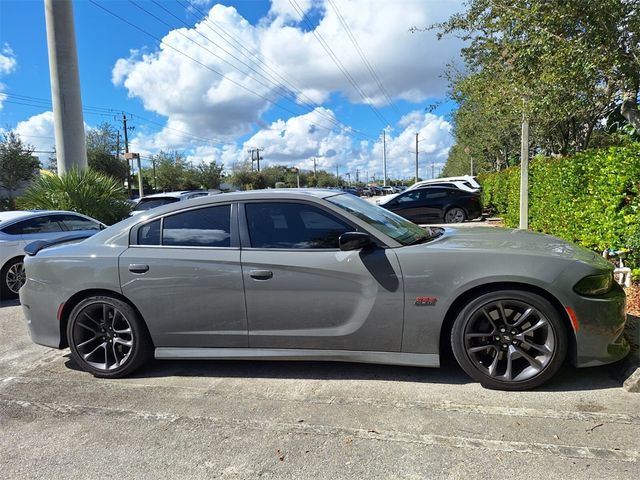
[433,0,640,175]
[0,132,40,206]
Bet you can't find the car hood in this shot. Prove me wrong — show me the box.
[424,226,611,267]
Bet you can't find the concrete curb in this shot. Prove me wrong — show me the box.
[614,313,639,392]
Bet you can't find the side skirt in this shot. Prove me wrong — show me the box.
[154,348,440,368]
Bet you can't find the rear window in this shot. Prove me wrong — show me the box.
[133,197,180,211]
[162,206,231,247]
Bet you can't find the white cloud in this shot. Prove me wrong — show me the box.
[112,0,463,143]
[0,43,17,75]
[340,111,453,181]
[13,111,56,162]
[0,43,17,110]
[178,108,452,180]
[268,0,314,23]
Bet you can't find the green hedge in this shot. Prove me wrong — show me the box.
[480,144,640,260]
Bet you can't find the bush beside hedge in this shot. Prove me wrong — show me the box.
[480,144,640,265]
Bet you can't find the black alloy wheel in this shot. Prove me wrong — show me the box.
[67,296,152,378]
[451,290,567,390]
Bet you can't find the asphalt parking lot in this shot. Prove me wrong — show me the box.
[1,301,639,479]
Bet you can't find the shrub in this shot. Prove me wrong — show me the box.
[18,168,131,225]
[479,144,640,264]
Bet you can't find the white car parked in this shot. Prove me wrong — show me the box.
[0,210,105,299]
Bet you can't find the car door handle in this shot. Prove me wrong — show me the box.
[249,269,273,280]
[128,264,149,274]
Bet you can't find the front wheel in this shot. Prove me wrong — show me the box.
[451,290,567,390]
[1,257,25,300]
[444,207,466,223]
[67,296,152,378]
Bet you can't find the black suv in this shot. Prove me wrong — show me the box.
[381,186,482,224]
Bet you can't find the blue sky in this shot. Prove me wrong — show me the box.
[0,0,463,180]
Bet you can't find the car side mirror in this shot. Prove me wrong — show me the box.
[339,232,373,251]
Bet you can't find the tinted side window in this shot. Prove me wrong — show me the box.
[424,188,449,200]
[138,219,161,245]
[397,191,424,203]
[1,221,25,235]
[8,216,64,235]
[246,202,351,249]
[56,214,101,231]
[133,197,180,212]
[162,205,231,247]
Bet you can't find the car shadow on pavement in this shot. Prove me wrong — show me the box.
[0,299,20,308]
[63,354,626,392]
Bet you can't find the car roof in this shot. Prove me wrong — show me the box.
[0,210,93,225]
[137,191,203,200]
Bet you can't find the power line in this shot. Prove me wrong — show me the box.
[177,0,376,142]
[136,0,376,142]
[89,0,369,143]
[288,0,390,127]
[4,92,241,148]
[326,0,401,117]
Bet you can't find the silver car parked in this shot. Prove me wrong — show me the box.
[20,190,629,390]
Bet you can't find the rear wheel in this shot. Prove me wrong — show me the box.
[1,257,25,300]
[444,207,466,223]
[451,290,567,390]
[67,296,152,378]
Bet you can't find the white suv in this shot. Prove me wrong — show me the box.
[0,211,105,299]
[406,176,481,193]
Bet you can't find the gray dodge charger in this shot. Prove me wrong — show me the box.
[20,190,629,390]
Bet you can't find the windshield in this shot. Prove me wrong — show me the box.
[133,197,180,211]
[327,193,435,246]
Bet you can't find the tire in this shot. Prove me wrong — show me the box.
[451,290,567,391]
[1,257,25,300]
[67,295,153,378]
[444,207,466,223]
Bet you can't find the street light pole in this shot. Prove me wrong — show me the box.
[383,130,387,187]
[519,112,529,229]
[415,133,419,183]
[44,0,87,175]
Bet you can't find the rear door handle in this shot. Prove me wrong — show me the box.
[249,269,273,280]
[128,264,149,274]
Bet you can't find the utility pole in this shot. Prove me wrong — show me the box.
[116,129,120,164]
[247,149,255,171]
[152,158,157,191]
[415,133,419,183]
[335,164,339,186]
[247,148,263,171]
[346,172,351,186]
[122,113,133,198]
[431,161,435,180]
[355,169,359,183]
[313,157,317,177]
[519,112,529,229]
[470,156,474,176]
[44,0,87,175]
[382,130,387,187]
[255,148,262,172]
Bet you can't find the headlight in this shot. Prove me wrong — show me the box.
[573,272,614,296]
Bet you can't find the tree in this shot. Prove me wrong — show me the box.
[85,123,128,181]
[194,161,224,189]
[18,169,131,225]
[428,0,640,172]
[152,151,190,191]
[0,132,40,207]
